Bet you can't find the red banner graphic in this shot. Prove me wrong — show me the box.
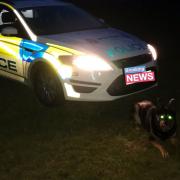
[125,71,155,85]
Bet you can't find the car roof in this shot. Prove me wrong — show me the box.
[1,0,70,9]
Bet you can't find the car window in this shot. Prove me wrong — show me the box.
[20,5,107,35]
[0,5,29,39]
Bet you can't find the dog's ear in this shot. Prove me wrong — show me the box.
[167,98,176,111]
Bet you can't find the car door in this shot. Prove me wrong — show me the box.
[0,5,29,79]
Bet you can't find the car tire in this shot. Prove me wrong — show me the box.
[31,63,64,107]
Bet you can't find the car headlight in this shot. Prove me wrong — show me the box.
[60,55,113,71]
[73,55,112,71]
[147,44,158,61]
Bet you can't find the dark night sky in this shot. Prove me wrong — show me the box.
[67,0,174,8]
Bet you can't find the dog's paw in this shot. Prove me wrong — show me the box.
[160,149,169,159]
[150,140,170,159]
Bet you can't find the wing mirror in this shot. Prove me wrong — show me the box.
[1,26,18,36]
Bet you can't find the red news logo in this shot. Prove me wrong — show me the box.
[125,71,155,85]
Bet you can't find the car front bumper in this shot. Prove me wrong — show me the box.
[62,55,158,102]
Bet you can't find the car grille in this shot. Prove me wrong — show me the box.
[107,67,157,96]
[73,85,97,93]
[113,54,152,69]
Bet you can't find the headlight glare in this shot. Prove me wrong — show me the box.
[73,55,112,71]
[147,44,158,61]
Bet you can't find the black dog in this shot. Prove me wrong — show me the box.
[134,98,177,158]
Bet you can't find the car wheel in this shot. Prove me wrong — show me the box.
[32,63,64,107]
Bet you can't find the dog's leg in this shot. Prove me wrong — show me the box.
[134,104,141,131]
[170,138,178,146]
[169,133,178,146]
[150,138,169,158]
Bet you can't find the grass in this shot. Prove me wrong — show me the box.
[0,78,179,180]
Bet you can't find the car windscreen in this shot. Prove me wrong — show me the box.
[19,5,107,35]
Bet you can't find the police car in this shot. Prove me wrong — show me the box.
[0,0,158,106]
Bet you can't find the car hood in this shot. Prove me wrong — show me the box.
[39,28,149,61]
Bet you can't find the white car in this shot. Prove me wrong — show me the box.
[0,0,158,106]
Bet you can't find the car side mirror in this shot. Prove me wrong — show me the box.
[1,26,18,36]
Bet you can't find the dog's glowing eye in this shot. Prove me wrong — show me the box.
[168,115,173,120]
[160,115,165,119]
